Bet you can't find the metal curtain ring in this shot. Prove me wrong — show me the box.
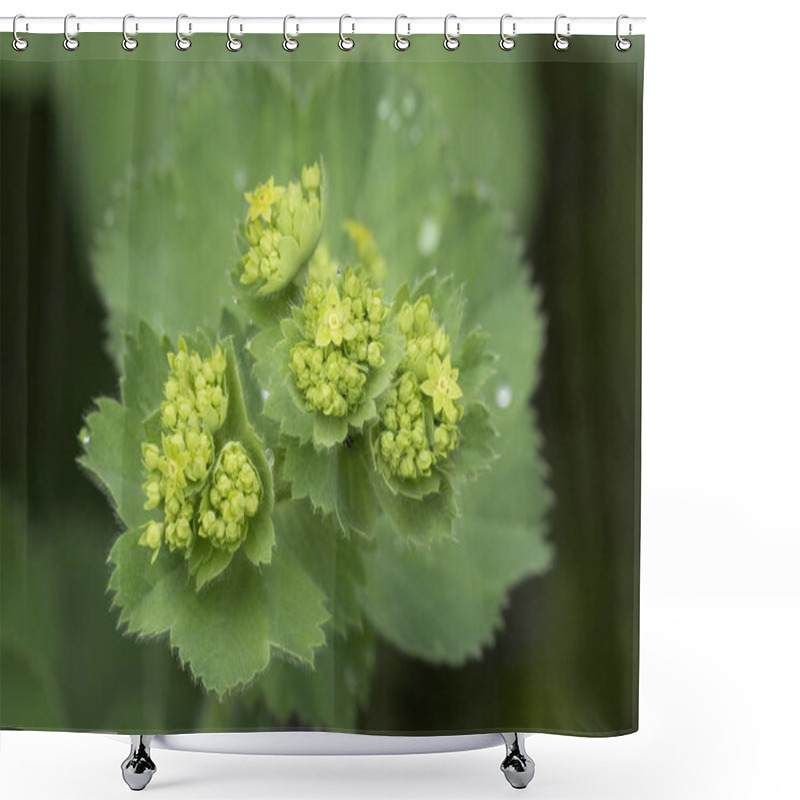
[227,15,242,51]
[63,13,79,51]
[499,14,515,51]
[444,14,460,51]
[12,14,28,51]
[554,14,570,51]
[122,14,138,51]
[339,14,354,50]
[176,14,191,50]
[616,14,632,51]
[283,15,299,51]
[394,15,410,51]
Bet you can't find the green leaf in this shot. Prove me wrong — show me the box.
[220,309,283,449]
[61,40,542,359]
[215,338,276,567]
[360,370,553,665]
[78,397,149,532]
[283,437,377,537]
[194,548,234,591]
[335,444,379,537]
[120,322,171,418]
[438,403,498,485]
[455,329,496,399]
[258,625,375,729]
[272,502,367,635]
[251,328,315,444]
[109,529,329,695]
[313,413,349,449]
[359,484,552,666]
[91,164,234,366]
[79,321,172,532]
[232,279,297,354]
[242,516,274,566]
[371,470,458,547]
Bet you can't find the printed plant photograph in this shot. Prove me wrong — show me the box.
[1,35,641,736]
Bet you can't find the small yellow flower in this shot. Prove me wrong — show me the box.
[315,285,357,348]
[421,355,463,423]
[245,178,284,224]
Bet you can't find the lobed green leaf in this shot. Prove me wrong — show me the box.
[109,529,329,695]
[283,437,377,538]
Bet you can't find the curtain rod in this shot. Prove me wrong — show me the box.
[1,16,646,37]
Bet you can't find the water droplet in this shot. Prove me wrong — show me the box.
[377,97,391,120]
[83,434,90,445]
[233,169,247,192]
[104,208,115,228]
[261,389,270,402]
[388,111,402,132]
[417,217,441,256]
[233,297,239,305]
[336,264,344,276]
[495,384,513,409]
[264,448,275,467]
[401,92,417,116]
[244,337,252,349]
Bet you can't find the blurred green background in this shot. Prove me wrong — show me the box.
[1,35,642,735]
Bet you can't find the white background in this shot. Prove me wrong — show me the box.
[2,0,799,798]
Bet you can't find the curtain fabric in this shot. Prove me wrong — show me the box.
[0,33,644,736]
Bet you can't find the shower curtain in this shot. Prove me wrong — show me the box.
[0,31,643,738]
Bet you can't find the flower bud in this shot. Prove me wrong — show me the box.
[143,521,163,550]
[239,163,324,297]
[302,162,321,193]
[398,304,415,335]
[139,339,232,559]
[289,266,389,426]
[377,286,467,485]
[417,450,433,473]
[143,443,161,472]
[197,441,261,553]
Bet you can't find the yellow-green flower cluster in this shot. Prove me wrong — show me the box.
[377,372,433,479]
[198,441,261,552]
[397,296,450,389]
[139,339,229,559]
[290,268,389,417]
[377,295,462,482]
[240,163,323,296]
